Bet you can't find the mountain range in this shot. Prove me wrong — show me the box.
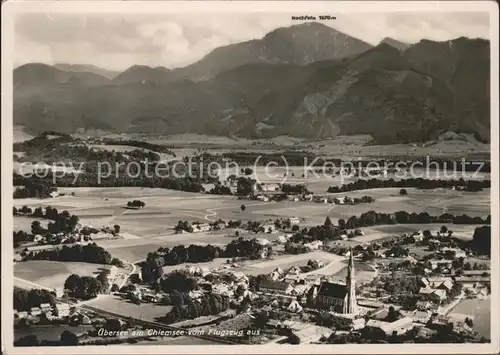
[13,22,490,143]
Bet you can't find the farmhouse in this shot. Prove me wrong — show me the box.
[441,247,467,258]
[40,303,52,313]
[192,223,211,232]
[16,311,29,319]
[365,317,414,335]
[455,276,490,289]
[289,217,301,225]
[304,240,323,251]
[55,303,71,317]
[413,310,431,324]
[30,307,41,316]
[287,300,303,313]
[259,183,280,192]
[256,195,270,202]
[259,280,293,295]
[416,300,433,311]
[276,235,289,244]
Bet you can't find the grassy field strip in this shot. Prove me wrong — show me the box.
[14,276,54,292]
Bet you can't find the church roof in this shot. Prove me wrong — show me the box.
[317,281,348,298]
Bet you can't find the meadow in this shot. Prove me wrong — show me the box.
[14,260,115,290]
[449,298,491,339]
[12,185,489,264]
[14,217,48,233]
[84,295,173,322]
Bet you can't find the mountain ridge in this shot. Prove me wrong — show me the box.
[13,24,490,144]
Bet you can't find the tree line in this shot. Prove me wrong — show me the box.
[17,170,207,193]
[22,243,122,266]
[327,178,490,193]
[14,174,57,199]
[161,292,230,324]
[287,211,489,246]
[100,138,176,156]
[13,288,55,312]
[140,238,267,284]
[14,205,80,235]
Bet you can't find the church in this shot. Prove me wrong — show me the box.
[313,248,357,314]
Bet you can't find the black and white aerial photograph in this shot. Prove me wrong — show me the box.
[1,1,498,354]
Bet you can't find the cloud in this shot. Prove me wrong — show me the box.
[13,12,491,70]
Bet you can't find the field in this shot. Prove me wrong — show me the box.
[12,185,490,264]
[448,298,491,339]
[84,295,173,323]
[14,217,48,233]
[14,260,115,290]
[83,132,490,160]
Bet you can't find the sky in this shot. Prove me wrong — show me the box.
[14,12,490,71]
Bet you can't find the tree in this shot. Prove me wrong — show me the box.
[386,306,399,322]
[31,221,44,235]
[471,225,491,255]
[113,225,121,234]
[399,189,408,196]
[64,274,81,294]
[241,204,246,212]
[423,230,432,238]
[440,225,448,234]
[60,330,79,346]
[324,217,333,228]
[111,284,119,292]
[288,333,301,344]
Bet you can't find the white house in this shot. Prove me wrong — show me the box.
[40,303,52,313]
[289,217,301,225]
[304,240,323,250]
[260,183,280,192]
[30,307,42,316]
[413,310,431,324]
[287,300,303,313]
[16,311,29,319]
[55,303,71,318]
[256,195,270,202]
[276,235,288,244]
[192,223,211,232]
[365,317,414,336]
[256,238,272,246]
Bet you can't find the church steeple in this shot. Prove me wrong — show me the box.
[345,247,357,314]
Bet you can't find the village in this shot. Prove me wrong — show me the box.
[14,216,491,345]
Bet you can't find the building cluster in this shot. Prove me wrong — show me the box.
[15,302,78,322]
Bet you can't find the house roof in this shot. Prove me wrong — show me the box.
[416,300,431,306]
[317,281,348,298]
[455,276,490,282]
[432,289,447,299]
[462,270,490,276]
[260,279,290,291]
[439,280,454,291]
[40,303,51,308]
[414,311,430,318]
[419,287,434,294]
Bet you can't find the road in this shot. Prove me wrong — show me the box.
[440,291,465,315]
